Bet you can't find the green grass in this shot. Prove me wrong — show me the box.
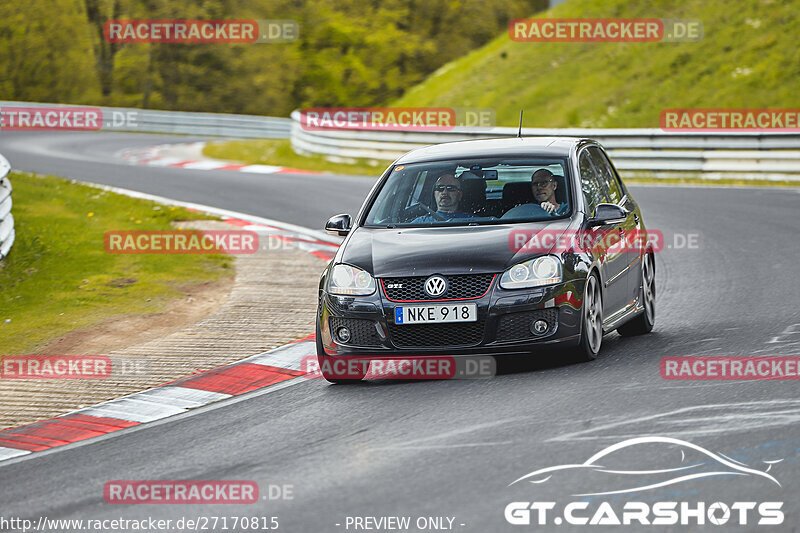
[205,0,800,181]
[203,139,393,177]
[394,0,800,128]
[0,172,233,355]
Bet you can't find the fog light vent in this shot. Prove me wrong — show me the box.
[336,326,352,343]
[530,320,549,336]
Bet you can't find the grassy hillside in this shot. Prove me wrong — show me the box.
[394,0,800,127]
[0,172,231,354]
[0,0,546,115]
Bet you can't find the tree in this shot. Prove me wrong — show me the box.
[84,0,122,98]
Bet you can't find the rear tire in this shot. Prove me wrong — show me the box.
[571,272,603,361]
[618,252,655,337]
[316,321,368,383]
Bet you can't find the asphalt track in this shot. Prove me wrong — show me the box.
[1,131,799,532]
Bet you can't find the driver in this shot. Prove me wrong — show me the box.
[412,173,476,223]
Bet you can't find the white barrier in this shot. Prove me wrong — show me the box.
[2,101,798,179]
[0,154,14,260]
[0,101,291,139]
[289,110,800,180]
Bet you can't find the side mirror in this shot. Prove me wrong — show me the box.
[325,214,351,236]
[587,203,627,227]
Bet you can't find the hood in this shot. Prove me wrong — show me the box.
[339,220,573,278]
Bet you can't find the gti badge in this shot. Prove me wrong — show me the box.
[424,275,448,297]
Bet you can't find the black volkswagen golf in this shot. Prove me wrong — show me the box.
[316,137,656,382]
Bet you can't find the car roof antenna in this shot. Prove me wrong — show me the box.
[517,110,524,138]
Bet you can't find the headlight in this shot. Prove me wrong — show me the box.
[500,256,562,289]
[328,264,376,296]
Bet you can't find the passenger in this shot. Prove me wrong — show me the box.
[502,169,569,219]
[412,173,476,223]
[530,169,568,215]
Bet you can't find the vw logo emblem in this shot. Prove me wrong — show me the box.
[424,275,448,298]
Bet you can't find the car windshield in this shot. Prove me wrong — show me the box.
[363,158,571,227]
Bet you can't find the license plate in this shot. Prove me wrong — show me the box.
[394,303,477,324]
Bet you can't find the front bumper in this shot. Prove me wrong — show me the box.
[317,277,586,357]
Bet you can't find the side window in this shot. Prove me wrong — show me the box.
[587,147,624,204]
[579,151,610,215]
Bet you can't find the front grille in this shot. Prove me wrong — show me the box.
[382,274,495,301]
[496,309,559,341]
[329,317,382,347]
[388,318,486,348]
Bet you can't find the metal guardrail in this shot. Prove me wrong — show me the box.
[289,111,800,179]
[0,101,291,139]
[1,102,798,178]
[0,154,14,260]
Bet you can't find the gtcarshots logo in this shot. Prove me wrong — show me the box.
[504,437,784,526]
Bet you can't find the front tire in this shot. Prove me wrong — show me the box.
[572,272,603,361]
[618,252,655,337]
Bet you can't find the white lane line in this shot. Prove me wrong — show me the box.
[82,182,342,246]
[0,375,310,469]
[242,225,339,249]
[178,160,236,170]
[0,447,31,460]
[238,164,284,174]
[291,241,340,254]
[0,184,324,465]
